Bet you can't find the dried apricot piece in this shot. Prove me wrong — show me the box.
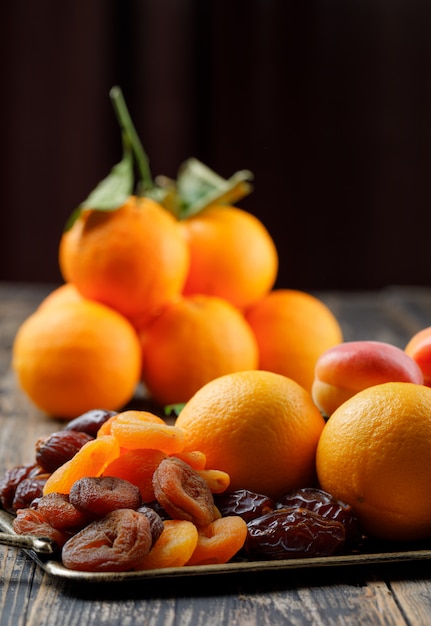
[43,435,120,495]
[37,492,92,530]
[110,411,185,454]
[62,508,153,572]
[13,508,70,548]
[171,450,206,470]
[102,448,166,502]
[186,515,248,565]
[152,457,218,527]
[69,476,142,516]
[197,469,230,494]
[134,519,198,570]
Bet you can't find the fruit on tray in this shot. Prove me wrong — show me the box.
[312,340,424,417]
[175,370,325,500]
[316,381,431,542]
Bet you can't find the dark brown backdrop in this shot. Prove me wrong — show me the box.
[1,0,431,290]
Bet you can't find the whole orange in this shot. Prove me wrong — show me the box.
[179,205,278,310]
[245,289,343,393]
[12,299,142,419]
[139,294,259,406]
[316,382,431,541]
[59,195,190,325]
[37,283,84,311]
[175,370,325,499]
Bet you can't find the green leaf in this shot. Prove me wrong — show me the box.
[176,158,254,219]
[164,403,186,417]
[64,140,134,231]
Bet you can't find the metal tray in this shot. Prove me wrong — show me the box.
[2,509,431,583]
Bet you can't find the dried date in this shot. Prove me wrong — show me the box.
[0,464,44,513]
[214,489,274,522]
[137,505,164,546]
[35,430,93,473]
[64,409,117,437]
[244,507,346,560]
[12,474,50,511]
[276,487,362,548]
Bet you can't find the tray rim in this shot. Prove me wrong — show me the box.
[2,509,431,583]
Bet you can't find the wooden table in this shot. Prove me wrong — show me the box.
[2,282,431,625]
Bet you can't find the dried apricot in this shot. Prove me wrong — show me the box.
[36,492,92,530]
[102,448,166,502]
[69,476,142,516]
[171,450,206,470]
[62,508,153,572]
[197,469,230,494]
[109,411,185,454]
[13,508,70,548]
[43,435,120,495]
[134,519,198,570]
[187,516,248,565]
[152,457,218,527]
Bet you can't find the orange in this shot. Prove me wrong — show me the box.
[405,327,431,386]
[316,382,431,541]
[179,205,278,310]
[175,370,325,499]
[139,294,259,406]
[245,289,343,393]
[12,299,142,419]
[59,195,190,325]
[37,283,84,311]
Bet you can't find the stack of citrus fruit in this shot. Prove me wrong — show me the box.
[12,87,344,418]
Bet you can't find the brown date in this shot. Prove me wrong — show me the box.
[276,488,362,548]
[61,508,153,572]
[35,430,93,473]
[64,409,117,437]
[214,489,275,522]
[12,474,50,511]
[0,464,44,513]
[69,476,142,517]
[244,507,346,560]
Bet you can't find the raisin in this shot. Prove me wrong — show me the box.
[137,505,164,546]
[12,474,50,511]
[37,492,93,531]
[13,508,70,548]
[152,457,218,527]
[35,430,93,473]
[244,508,346,560]
[61,508,153,572]
[0,464,43,513]
[214,489,275,522]
[69,476,142,517]
[276,487,362,548]
[64,409,117,437]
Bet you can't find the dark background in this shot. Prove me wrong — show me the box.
[1,0,431,291]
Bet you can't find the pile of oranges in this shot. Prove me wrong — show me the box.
[11,87,431,550]
[12,90,343,419]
